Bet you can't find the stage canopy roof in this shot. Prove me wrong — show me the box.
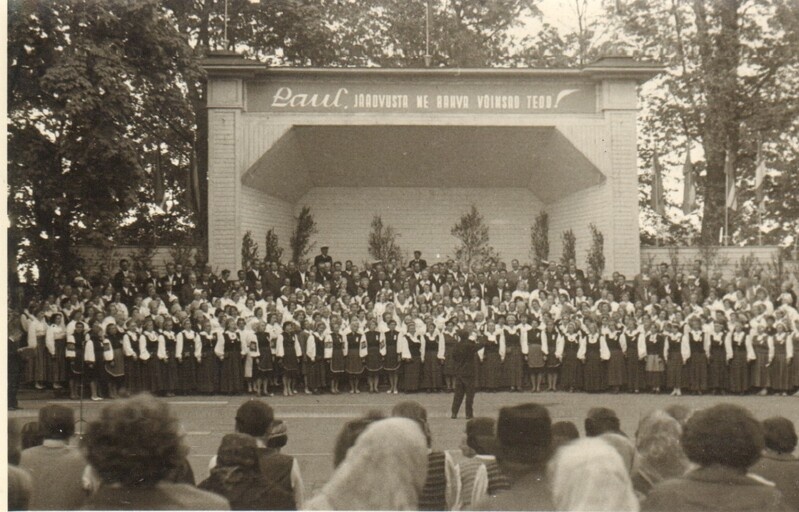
[241,125,604,204]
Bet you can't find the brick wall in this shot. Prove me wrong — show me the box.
[239,185,294,256]
[295,187,544,266]
[548,183,611,274]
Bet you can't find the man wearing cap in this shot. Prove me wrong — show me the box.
[477,403,555,510]
[314,246,333,268]
[451,321,488,419]
[19,404,89,510]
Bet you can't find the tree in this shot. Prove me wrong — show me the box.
[561,229,576,266]
[451,205,498,269]
[612,0,799,244]
[368,216,404,263]
[530,211,550,265]
[264,228,284,264]
[290,207,318,265]
[586,223,605,277]
[7,0,201,289]
[241,231,259,270]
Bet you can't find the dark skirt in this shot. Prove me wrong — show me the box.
[34,335,52,383]
[281,351,300,377]
[626,349,645,391]
[345,350,364,375]
[178,357,197,392]
[443,342,458,376]
[607,350,626,387]
[421,354,442,389]
[708,349,728,389]
[197,351,219,393]
[220,353,244,393]
[665,351,683,389]
[125,357,142,393]
[770,353,791,391]
[728,349,749,393]
[545,351,561,369]
[481,352,503,390]
[257,353,273,375]
[687,353,708,392]
[307,359,327,389]
[161,358,179,392]
[751,345,770,388]
[330,348,346,373]
[527,344,545,369]
[366,348,383,372]
[105,348,126,379]
[384,349,400,372]
[403,355,422,391]
[583,350,607,392]
[505,346,524,388]
[52,338,68,383]
[560,349,582,390]
[143,357,162,393]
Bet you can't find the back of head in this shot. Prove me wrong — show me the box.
[682,403,763,471]
[83,394,187,488]
[496,403,552,466]
[663,404,693,427]
[762,416,797,455]
[21,422,44,450]
[217,433,259,470]
[549,437,639,512]
[39,404,75,440]
[551,421,580,450]
[334,411,386,467]
[391,401,431,447]
[600,433,636,474]
[635,410,689,484]
[466,417,496,455]
[308,417,428,510]
[585,407,621,437]
[266,419,288,449]
[235,400,274,438]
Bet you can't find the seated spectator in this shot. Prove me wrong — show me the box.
[392,400,460,511]
[601,433,637,476]
[19,404,88,510]
[663,403,693,427]
[333,410,385,467]
[633,410,690,496]
[199,433,294,510]
[262,419,304,508]
[304,417,428,510]
[750,416,799,510]
[456,417,510,509]
[81,394,229,510]
[549,437,639,511]
[642,403,788,511]
[551,421,580,450]
[20,421,44,450]
[8,420,33,511]
[585,407,623,437]
[477,403,555,511]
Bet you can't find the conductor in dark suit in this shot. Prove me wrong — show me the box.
[408,250,428,271]
[451,321,487,419]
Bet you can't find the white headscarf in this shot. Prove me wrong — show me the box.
[303,417,428,510]
[548,437,640,511]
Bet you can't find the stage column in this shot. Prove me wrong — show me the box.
[206,77,244,272]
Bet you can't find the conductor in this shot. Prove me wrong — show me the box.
[451,320,487,419]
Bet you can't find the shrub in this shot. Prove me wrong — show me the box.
[241,231,259,270]
[586,223,605,277]
[530,211,549,265]
[560,229,576,266]
[368,216,403,263]
[264,228,284,264]
[290,206,318,265]
[451,205,499,270]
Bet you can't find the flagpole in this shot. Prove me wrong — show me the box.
[724,162,729,247]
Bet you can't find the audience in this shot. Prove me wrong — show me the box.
[750,416,799,510]
[262,419,305,508]
[549,437,640,511]
[477,403,555,510]
[198,433,293,510]
[18,405,88,510]
[332,410,386,467]
[551,420,580,450]
[392,401,460,511]
[632,409,691,496]
[80,394,229,510]
[456,417,510,509]
[8,421,33,511]
[585,407,624,437]
[642,403,789,511]
[303,418,428,510]
[20,422,43,450]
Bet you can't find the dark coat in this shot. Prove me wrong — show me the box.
[452,333,486,378]
[751,452,799,512]
[642,465,790,512]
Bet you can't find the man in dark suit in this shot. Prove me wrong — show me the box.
[313,246,333,269]
[451,321,488,419]
[408,250,428,271]
[112,259,133,291]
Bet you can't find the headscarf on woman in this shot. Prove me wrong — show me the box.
[633,410,690,495]
[548,437,639,512]
[303,417,428,510]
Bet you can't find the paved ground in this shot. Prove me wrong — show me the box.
[10,390,799,496]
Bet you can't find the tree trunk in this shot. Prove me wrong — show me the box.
[694,0,741,243]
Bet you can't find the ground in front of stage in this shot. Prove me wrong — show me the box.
[10,390,799,494]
